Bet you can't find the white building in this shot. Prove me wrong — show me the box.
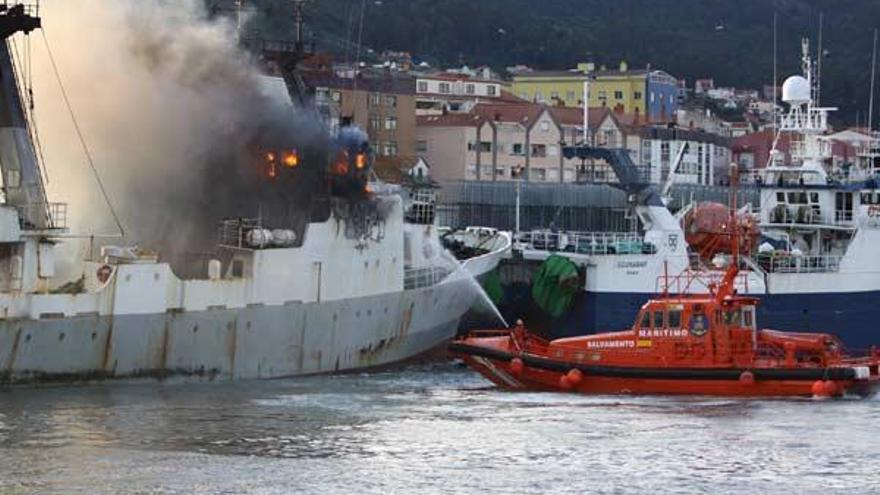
[638,127,732,186]
[414,73,504,115]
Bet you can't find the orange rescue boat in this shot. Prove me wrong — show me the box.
[452,166,880,398]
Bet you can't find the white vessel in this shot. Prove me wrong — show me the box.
[0,5,511,385]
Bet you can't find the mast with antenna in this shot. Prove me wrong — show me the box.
[869,29,878,132]
[772,12,778,136]
[816,12,823,106]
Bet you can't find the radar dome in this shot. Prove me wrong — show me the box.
[781,75,810,105]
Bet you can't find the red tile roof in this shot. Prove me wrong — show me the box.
[547,105,614,128]
[472,102,546,126]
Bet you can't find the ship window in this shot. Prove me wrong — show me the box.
[723,308,742,326]
[810,192,819,203]
[743,308,754,328]
[776,192,785,203]
[640,311,651,328]
[799,192,808,204]
[653,311,664,329]
[668,309,682,328]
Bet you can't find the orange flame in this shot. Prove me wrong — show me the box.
[355,152,366,169]
[334,151,350,175]
[282,150,299,168]
[265,151,276,162]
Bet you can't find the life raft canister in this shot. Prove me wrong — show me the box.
[96,264,113,284]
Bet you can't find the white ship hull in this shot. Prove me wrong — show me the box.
[0,276,474,384]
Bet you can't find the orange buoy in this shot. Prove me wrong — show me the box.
[739,371,755,385]
[559,375,573,390]
[823,380,840,397]
[812,380,830,398]
[509,357,524,376]
[566,368,584,386]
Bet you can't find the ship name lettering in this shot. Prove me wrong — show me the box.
[616,261,647,269]
[587,340,636,349]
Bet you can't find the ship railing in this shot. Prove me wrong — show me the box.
[217,218,262,248]
[758,253,842,274]
[404,266,452,290]
[517,230,653,256]
[17,202,67,230]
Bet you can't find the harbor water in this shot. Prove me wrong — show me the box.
[1,363,879,495]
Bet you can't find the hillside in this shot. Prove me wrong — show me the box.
[242,0,880,126]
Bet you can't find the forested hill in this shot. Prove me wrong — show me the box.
[242,0,880,125]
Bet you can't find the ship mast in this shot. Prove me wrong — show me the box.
[0,3,48,229]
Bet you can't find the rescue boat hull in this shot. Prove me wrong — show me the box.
[452,342,880,398]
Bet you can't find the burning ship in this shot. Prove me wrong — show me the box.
[0,4,510,384]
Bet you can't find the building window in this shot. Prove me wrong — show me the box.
[384,141,398,156]
[540,120,550,132]
[512,143,524,155]
[369,93,381,106]
[331,91,342,102]
[487,85,497,96]
[416,140,427,152]
[614,90,624,100]
[531,144,547,157]
[534,168,547,181]
[479,141,492,152]
[439,82,451,94]
[650,92,656,103]
[634,91,642,100]
[467,165,477,179]
[660,141,670,163]
[466,83,475,94]
[417,81,428,92]
[551,91,559,100]
[385,95,397,107]
[566,91,576,102]
[535,90,544,102]
[495,167,506,178]
[369,114,381,130]
[385,116,397,130]
[598,90,607,100]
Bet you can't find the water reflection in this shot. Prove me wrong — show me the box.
[1,364,878,494]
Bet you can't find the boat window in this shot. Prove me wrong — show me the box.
[743,309,754,328]
[640,311,651,328]
[776,192,785,203]
[810,192,819,203]
[668,309,682,328]
[653,311,665,329]
[723,308,742,326]
[787,192,797,203]
[798,192,808,204]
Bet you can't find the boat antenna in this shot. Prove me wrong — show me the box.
[41,29,125,237]
[816,12,823,106]
[869,28,878,132]
[772,12,778,137]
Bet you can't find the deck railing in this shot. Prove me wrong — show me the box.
[518,230,655,255]
[758,254,843,274]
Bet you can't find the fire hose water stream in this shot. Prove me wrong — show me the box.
[440,248,509,329]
